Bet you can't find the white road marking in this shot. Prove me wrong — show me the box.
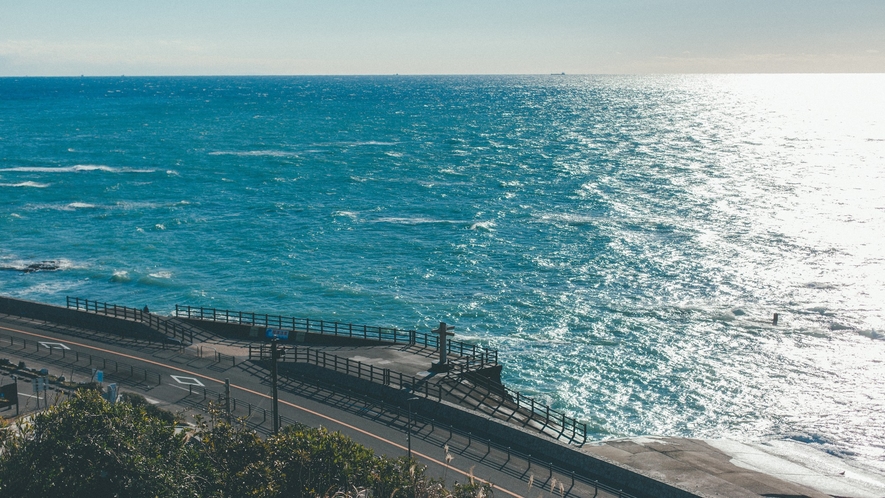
[170,375,204,386]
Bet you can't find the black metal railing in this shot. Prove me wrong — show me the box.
[177,384,630,498]
[176,304,497,366]
[0,332,163,386]
[66,297,192,344]
[248,344,588,446]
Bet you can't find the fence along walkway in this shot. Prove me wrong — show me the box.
[175,304,498,368]
[66,297,194,345]
[248,344,588,446]
[177,381,629,497]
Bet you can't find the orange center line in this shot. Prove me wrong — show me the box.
[0,323,522,498]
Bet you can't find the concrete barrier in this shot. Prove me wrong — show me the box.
[0,296,157,340]
[277,361,698,498]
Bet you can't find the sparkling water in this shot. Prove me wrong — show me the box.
[2,74,884,472]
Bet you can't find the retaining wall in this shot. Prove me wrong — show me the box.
[0,296,157,340]
[277,361,698,498]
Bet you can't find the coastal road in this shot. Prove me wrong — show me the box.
[0,314,623,498]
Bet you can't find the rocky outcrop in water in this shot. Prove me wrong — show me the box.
[1,261,62,273]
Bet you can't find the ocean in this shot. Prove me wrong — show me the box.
[1,74,883,473]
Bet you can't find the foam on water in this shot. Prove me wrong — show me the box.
[0,165,154,173]
[0,181,50,188]
[1,75,883,474]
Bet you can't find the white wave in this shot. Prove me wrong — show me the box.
[148,270,173,279]
[0,181,50,188]
[440,168,467,176]
[470,220,496,231]
[339,140,398,147]
[332,211,359,220]
[536,213,598,226]
[208,150,299,158]
[0,165,154,173]
[373,217,469,225]
[55,202,98,211]
[110,270,131,283]
[155,224,166,230]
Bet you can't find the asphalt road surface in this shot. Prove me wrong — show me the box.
[0,314,624,498]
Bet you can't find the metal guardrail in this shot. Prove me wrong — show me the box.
[179,382,631,498]
[248,344,588,446]
[0,332,163,386]
[175,304,498,366]
[66,297,192,344]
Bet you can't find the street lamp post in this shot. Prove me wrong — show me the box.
[407,396,419,460]
[271,339,280,434]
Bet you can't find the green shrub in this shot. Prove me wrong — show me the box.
[0,391,493,498]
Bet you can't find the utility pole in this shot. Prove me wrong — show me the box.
[225,378,231,425]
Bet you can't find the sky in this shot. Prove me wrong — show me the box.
[1,0,883,76]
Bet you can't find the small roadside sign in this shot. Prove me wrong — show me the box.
[266,328,289,340]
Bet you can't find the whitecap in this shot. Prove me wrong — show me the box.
[332,211,359,220]
[0,164,154,173]
[536,213,598,226]
[64,202,98,210]
[470,221,496,231]
[110,271,131,283]
[0,181,50,188]
[209,150,299,158]
[148,270,173,279]
[373,217,468,226]
[342,140,398,146]
[155,224,166,230]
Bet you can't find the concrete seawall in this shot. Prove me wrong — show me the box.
[279,360,698,498]
[0,296,156,340]
[5,295,866,497]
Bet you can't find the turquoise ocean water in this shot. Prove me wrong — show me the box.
[1,75,884,472]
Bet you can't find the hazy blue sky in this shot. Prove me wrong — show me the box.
[2,1,883,75]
